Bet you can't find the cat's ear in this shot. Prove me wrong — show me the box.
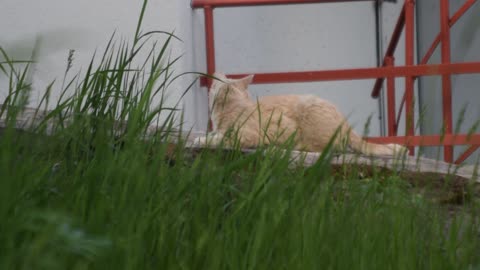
[233,74,254,90]
[213,72,227,80]
[210,72,227,90]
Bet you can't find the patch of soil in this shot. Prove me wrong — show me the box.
[331,164,480,205]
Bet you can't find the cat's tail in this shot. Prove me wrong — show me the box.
[347,129,407,156]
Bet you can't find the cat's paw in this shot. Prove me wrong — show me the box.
[190,133,224,148]
[190,136,208,148]
[386,143,408,156]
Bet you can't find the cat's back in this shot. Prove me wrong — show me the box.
[258,94,332,111]
[258,95,301,107]
[257,94,341,125]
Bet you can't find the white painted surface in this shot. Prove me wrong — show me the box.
[0,0,197,125]
[1,0,407,138]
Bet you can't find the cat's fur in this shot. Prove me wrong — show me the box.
[193,72,407,156]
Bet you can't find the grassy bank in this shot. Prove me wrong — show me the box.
[2,120,480,270]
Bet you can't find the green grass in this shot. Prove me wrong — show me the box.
[1,1,480,269]
[1,127,480,270]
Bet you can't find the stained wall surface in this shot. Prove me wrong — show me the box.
[417,1,480,163]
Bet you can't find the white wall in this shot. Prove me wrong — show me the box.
[1,0,406,138]
[0,0,197,126]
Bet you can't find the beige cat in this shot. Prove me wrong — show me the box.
[193,72,407,156]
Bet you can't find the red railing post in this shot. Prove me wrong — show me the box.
[204,5,216,88]
[404,0,415,155]
[203,5,216,130]
[440,0,454,163]
[385,56,397,136]
[418,0,477,67]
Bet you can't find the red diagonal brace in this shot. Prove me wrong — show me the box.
[455,145,480,164]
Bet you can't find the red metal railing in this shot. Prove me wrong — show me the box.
[191,0,480,164]
[191,0,371,8]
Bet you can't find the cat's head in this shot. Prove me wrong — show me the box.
[209,72,254,110]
